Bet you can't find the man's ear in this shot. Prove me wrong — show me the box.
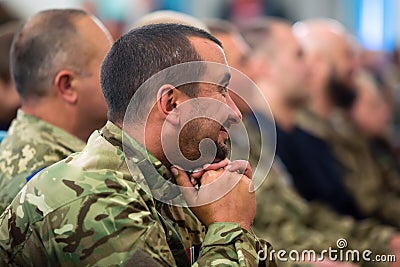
[54,70,78,104]
[157,84,180,125]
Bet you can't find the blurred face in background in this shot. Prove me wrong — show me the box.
[294,20,359,111]
[325,33,358,109]
[215,33,252,77]
[330,35,357,86]
[269,24,309,107]
[351,71,390,138]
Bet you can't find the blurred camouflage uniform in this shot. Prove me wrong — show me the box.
[237,112,395,267]
[0,121,276,266]
[0,110,85,214]
[297,108,400,228]
[370,137,400,227]
[255,161,395,267]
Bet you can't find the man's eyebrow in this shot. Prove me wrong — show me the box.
[219,72,231,87]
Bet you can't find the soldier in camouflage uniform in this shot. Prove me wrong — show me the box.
[351,71,400,228]
[294,19,400,229]
[208,19,400,266]
[244,112,399,267]
[0,9,113,213]
[0,23,276,266]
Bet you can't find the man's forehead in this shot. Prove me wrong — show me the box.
[189,36,227,64]
[188,36,230,84]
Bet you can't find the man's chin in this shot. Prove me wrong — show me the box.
[214,141,229,163]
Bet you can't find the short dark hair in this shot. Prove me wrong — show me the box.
[11,9,88,99]
[101,23,222,123]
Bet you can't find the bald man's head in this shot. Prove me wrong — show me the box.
[293,18,356,83]
[293,19,346,55]
[293,18,357,109]
[11,9,107,100]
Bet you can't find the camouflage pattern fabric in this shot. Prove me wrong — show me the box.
[0,110,85,214]
[297,108,400,228]
[237,113,395,267]
[0,121,276,266]
[370,138,400,228]
[254,161,395,267]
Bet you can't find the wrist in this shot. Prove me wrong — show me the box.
[203,222,243,246]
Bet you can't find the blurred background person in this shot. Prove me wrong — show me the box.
[0,9,113,213]
[242,17,362,219]
[351,70,400,227]
[292,18,374,219]
[0,22,20,134]
[294,18,400,228]
[351,70,392,143]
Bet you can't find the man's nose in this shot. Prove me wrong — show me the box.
[226,93,242,124]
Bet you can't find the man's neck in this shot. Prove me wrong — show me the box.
[21,101,87,141]
[271,102,296,132]
[126,121,170,168]
[259,82,296,132]
[308,89,332,120]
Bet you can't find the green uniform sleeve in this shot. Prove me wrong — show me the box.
[0,190,177,266]
[1,180,276,266]
[194,222,276,267]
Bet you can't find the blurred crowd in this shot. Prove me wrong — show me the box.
[1,1,400,266]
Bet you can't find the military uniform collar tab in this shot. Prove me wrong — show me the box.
[101,121,180,201]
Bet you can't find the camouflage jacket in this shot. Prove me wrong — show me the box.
[254,160,395,267]
[297,108,400,228]
[0,121,276,266]
[0,110,85,214]
[238,112,395,267]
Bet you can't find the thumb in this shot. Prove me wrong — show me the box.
[171,166,192,188]
[171,166,198,206]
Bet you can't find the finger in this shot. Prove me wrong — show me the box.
[190,170,204,179]
[191,158,230,180]
[243,164,252,180]
[197,170,242,204]
[190,177,198,186]
[227,160,253,179]
[248,180,255,193]
[204,158,230,171]
[171,166,198,205]
[172,166,192,188]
